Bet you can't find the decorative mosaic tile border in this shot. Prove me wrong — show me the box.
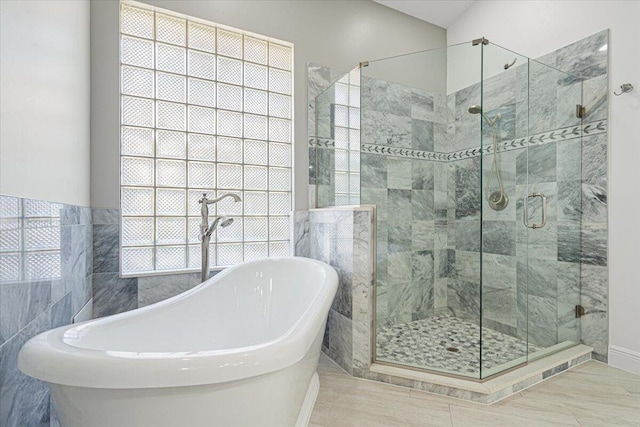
[308,137,335,148]
[309,119,607,162]
[361,144,449,161]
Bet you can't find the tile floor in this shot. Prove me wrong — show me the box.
[310,353,640,426]
[377,315,541,376]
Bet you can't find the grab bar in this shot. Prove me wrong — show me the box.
[523,192,547,229]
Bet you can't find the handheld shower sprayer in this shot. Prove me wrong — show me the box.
[468,105,508,211]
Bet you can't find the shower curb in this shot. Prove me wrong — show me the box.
[358,344,593,404]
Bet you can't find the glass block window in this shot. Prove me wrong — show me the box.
[0,196,62,282]
[333,68,360,205]
[120,3,293,275]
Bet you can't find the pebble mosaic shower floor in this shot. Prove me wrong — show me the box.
[376,315,541,376]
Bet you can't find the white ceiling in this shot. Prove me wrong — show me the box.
[373,0,476,28]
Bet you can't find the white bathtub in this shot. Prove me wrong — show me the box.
[19,257,338,427]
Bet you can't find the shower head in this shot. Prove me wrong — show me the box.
[219,217,234,228]
[468,105,482,115]
[468,105,501,125]
[204,216,234,239]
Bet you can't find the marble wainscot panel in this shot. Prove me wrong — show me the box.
[0,195,92,427]
[91,208,138,318]
[295,206,375,375]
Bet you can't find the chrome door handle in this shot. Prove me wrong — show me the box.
[523,192,547,229]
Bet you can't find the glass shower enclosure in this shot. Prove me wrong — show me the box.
[315,39,584,379]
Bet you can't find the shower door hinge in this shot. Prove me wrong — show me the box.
[575,305,586,318]
[576,104,586,119]
[472,37,489,46]
[359,61,369,68]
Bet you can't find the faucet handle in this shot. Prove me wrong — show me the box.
[198,193,208,204]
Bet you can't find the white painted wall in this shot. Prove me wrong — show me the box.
[0,0,91,207]
[448,0,640,373]
[89,0,446,210]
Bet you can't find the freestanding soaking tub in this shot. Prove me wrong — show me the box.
[19,257,338,427]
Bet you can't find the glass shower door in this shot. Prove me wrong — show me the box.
[525,60,583,361]
[479,43,531,377]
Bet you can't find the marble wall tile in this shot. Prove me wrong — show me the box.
[92,273,137,318]
[0,309,51,427]
[437,249,455,278]
[482,253,516,291]
[411,119,434,151]
[527,142,558,184]
[411,250,434,314]
[483,68,516,113]
[71,276,92,317]
[434,278,448,311]
[557,222,581,263]
[581,223,607,266]
[448,280,480,323]
[387,158,412,189]
[557,180,582,223]
[455,220,480,252]
[528,295,558,345]
[315,147,335,186]
[0,197,92,426]
[555,30,608,79]
[387,252,412,283]
[411,190,434,221]
[556,79,582,129]
[326,309,354,375]
[526,259,558,299]
[138,272,202,307]
[579,263,608,358]
[308,146,316,187]
[454,250,480,283]
[454,158,481,219]
[583,74,608,123]
[360,153,388,188]
[91,208,119,225]
[581,133,607,224]
[412,161,434,190]
[410,89,434,121]
[0,280,51,345]
[482,220,516,256]
[580,309,608,360]
[293,211,310,258]
[332,264,354,319]
[453,83,482,151]
[483,286,517,328]
[411,220,434,251]
[581,133,607,189]
[556,138,582,182]
[92,224,119,274]
[51,293,73,329]
[361,110,412,148]
[556,261,581,303]
[529,60,559,135]
[59,225,90,301]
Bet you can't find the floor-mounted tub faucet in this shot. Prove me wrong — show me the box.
[199,193,242,282]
